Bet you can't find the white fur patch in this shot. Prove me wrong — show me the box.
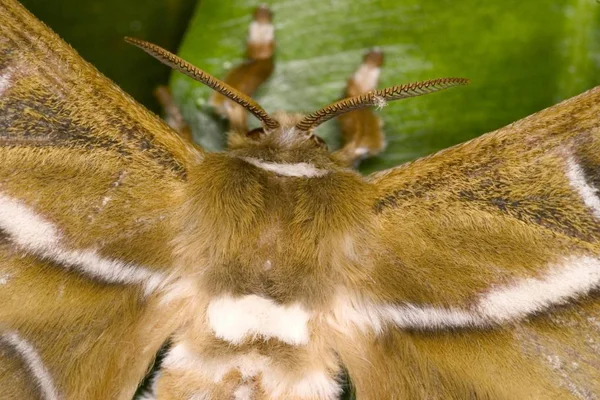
[353,64,380,93]
[162,342,200,371]
[100,196,111,207]
[382,304,479,329]
[328,291,478,334]
[163,343,271,383]
[240,157,328,178]
[373,95,387,110]
[233,384,254,400]
[477,255,600,322]
[328,290,386,334]
[0,330,59,400]
[354,147,370,157]
[566,156,600,219]
[249,21,274,44]
[0,69,12,97]
[0,193,163,294]
[331,256,600,333]
[207,294,311,345]
[164,342,338,399]
[292,371,341,399]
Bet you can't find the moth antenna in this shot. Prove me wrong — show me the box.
[295,77,470,132]
[125,37,280,130]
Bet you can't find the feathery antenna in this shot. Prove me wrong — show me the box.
[295,78,470,132]
[125,37,280,130]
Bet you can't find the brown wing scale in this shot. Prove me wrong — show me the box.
[0,1,200,399]
[335,86,600,399]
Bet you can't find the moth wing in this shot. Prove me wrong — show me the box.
[0,1,199,398]
[334,87,600,398]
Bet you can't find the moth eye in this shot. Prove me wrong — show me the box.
[312,134,327,149]
[246,127,266,140]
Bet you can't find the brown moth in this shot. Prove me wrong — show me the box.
[1,0,600,399]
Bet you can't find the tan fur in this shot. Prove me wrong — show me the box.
[0,1,197,398]
[339,87,600,399]
[1,0,600,399]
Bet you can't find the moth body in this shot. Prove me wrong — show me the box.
[162,115,375,398]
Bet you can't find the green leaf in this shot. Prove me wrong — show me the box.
[20,0,197,111]
[172,0,600,174]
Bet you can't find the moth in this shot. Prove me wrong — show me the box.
[1,0,600,399]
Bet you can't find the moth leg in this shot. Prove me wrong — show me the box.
[333,49,385,167]
[211,5,275,133]
[154,85,194,143]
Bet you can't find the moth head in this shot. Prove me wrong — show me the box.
[225,111,327,152]
[125,37,469,155]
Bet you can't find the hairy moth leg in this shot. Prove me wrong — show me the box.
[333,49,385,167]
[211,5,275,133]
[154,85,194,143]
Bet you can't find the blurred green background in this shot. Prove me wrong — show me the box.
[20,0,197,112]
[21,0,600,173]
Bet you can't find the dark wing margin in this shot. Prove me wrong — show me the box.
[0,1,200,399]
[331,86,600,398]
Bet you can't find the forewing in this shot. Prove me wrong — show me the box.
[0,1,199,398]
[368,86,600,311]
[334,87,600,398]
